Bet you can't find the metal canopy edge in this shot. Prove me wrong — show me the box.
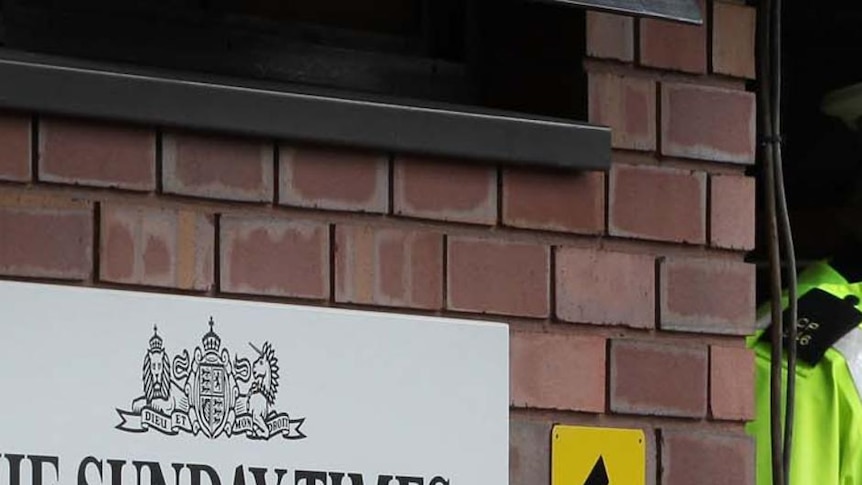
[0,50,610,171]
[542,0,703,24]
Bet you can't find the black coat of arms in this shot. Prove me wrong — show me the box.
[116,318,306,440]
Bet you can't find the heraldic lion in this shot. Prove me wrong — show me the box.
[131,326,187,415]
[144,347,172,404]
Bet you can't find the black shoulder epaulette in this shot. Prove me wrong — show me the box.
[760,288,862,365]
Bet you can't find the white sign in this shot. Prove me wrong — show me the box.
[0,281,508,485]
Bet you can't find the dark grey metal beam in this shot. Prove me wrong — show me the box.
[0,50,610,171]
[539,0,703,24]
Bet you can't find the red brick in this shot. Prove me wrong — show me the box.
[640,0,707,73]
[661,83,756,164]
[589,72,656,151]
[661,430,754,485]
[221,217,328,299]
[163,133,273,202]
[660,258,755,335]
[586,12,634,62]
[510,419,551,485]
[100,204,214,290]
[710,346,755,421]
[393,157,496,225]
[502,169,604,234]
[0,195,92,280]
[0,113,31,182]
[39,118,155,190]
[556,248,655,328]
[511,332,605,412]
[448,237,549,317]
[711,174,755,250]
[335,225,443,310]
[279,146,388,213]
[713,2,757,79]
[644,427,659,485]
[609,164,706,243]
[610,339,707,417]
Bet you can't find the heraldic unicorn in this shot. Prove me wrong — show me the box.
[116,318,306,440]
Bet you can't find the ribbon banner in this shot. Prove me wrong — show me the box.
[115,409,305,439]
[116,409,193,435]
[233,413,306,440]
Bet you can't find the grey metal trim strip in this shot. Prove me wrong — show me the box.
[0,50,610,171]
[539,0,703,24]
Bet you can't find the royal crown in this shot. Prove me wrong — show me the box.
[202,317,221,352]
[149,325,164,353]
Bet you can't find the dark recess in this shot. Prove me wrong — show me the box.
[0,0,588,120]
[754,3,862,301]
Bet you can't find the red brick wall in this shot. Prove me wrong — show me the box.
[0,2,757,483]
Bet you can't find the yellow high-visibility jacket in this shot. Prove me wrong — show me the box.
[748,261,862,485]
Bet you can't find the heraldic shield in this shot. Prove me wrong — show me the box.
[199,363,227,436]
[115,318,306,440]
[189,324,235,438]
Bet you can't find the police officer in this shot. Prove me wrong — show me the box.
[748,256,862,484]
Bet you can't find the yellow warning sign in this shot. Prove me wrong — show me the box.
[552,425,645,485]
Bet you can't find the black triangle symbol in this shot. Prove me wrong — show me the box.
[583,455,609,485]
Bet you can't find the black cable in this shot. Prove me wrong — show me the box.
[770,0,797,480]
[766,134,785,485]
[776,139,797,483]
[757,0,786,483]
